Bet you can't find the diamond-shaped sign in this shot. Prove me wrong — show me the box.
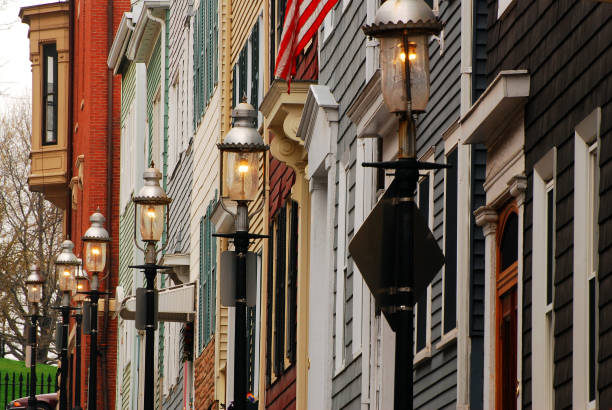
[349,179,444,331]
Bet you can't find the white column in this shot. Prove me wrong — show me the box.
[307,176,332,410]
[475,206,498,410]
[509,175,527,408]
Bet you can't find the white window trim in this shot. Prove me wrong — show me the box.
[414,151,434,363]
[532,148,556,410]
[573,107,601,409]
[334,161,349,374]
[497,0,514,19]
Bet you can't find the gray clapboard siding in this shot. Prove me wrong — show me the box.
[320,1,366,407]
[167,147,193,255]
[412,0,462,406]
[162,367,184,410]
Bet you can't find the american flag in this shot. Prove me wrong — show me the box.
[274,0,339,81]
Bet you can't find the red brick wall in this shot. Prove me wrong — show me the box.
[194,338,216,410]
[265,366,296,410]
[69,0,129,408]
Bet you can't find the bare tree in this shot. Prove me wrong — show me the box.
[0,100,63,364]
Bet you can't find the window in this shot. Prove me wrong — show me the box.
[532,148,555,409]
[269,0,288,81]
[193,0,218,126]
[42,44,58,145]
[496,205,519,410]
[198,197,217,351]
[574,108,600,409]
[415,171,433,361]
[232,21,262,111]
[266,200,299,382]
[443,149,458,334]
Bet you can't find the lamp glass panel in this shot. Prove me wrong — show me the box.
[57,264,75,292]
[75,277,89,293]
[27,283,42,303]
[139,204,165,242]
[224,151,260,201]
[85,241,107,273]
[379,34,430,113]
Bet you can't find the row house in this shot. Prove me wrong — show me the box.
[20,0,129,408]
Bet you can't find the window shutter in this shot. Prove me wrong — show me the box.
[212,0,218,87]
[444,149,458,333]
[266,224,274,385]
[199,217,205,352]
[199,2,205,118]
[232,66,237,108]
[204,212,211,343]
[239,46,247,102]
[192,10,198,129]
[274,206,287,376]
[250,21,260,108]
[287,201,298,363]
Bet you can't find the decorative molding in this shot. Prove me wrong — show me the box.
[508,174,527,207]
[474,206,498,237]
[260,80,314,173]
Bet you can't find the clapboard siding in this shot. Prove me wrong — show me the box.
[169,0,188,79]
[412,0,462,406]
[230,0,262,64]
[320,2,365,408]
[167,147,193,255]
[162,367,184,410]
[469,144,486,410]
[486,0,612,407]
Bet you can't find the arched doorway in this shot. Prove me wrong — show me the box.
[496,205,519,410]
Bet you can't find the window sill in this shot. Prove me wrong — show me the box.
[435,328,457,351]
[413,346,431,366]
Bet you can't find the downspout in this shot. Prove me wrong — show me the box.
[146,9,166,405]
[101,0,114,409]
[67,0,74,238]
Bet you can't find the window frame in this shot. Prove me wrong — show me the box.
[42,43,58,146]
[414,160,434,364]
[573,108,600,409]
[440,147,458,339]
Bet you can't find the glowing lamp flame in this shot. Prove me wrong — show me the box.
[238,158,249,175]
[91,247,100,256]
[146,207,156,219]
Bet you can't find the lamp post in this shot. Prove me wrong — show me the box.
[81,210,111,410]
[130,164,171,410]
[361,1,442,409]
[54,240,80,410]
[25,265,44,410]
[72,259,87,410]
[216,102,268,410]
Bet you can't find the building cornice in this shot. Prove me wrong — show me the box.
[107,12,134,75]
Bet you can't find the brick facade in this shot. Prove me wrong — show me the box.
[69,0,129,408]
[194,337,216,410]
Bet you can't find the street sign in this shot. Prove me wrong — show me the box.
[349,179,445,329]
[220,251,258,307]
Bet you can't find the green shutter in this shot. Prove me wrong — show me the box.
[251,20,260,108]
[212,0,219,87]
[239,46,247,102]
[199,217,205,352]
[232,66,237,109]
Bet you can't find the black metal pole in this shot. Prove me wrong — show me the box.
[88,292,99,410]
[233,229,249,410]
[73,311,82,410]
[27,314,38,410]
[60,305,70,410]
[144,266,157,410]
[393,116,418,410]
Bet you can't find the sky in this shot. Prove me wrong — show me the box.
[0,0,57,111]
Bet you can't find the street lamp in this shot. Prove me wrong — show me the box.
[25,264,44,410]
[130,164,171,410]
[361,1,442,409]
[54,240,80,410]
[81,210,110,410]
[217,101,268,410]
[71,259,87,410]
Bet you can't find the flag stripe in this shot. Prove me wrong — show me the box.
[274,0,339,81]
